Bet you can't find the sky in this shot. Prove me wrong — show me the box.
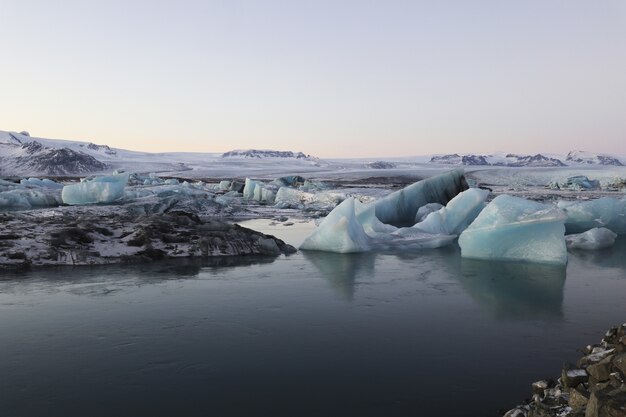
[1,0,625,158]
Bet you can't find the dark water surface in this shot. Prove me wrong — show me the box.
[1,220,626,417]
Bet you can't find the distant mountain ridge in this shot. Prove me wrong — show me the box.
[222,149,317,160]
[430,151,623,167]
[565,150,623,166]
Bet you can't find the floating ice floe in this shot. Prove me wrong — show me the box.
[0,178,63,210]
[62,173,129,205]
[558,197,626,234]
[565,227,617,250]
[274,186,345,212]
[459,195,568,265]
[243,178,277,203]
[19,178,64,189]
[0,188,62,210]
[300,170,471,253]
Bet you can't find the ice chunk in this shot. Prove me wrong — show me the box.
[62,173,129,205]
[0,189,61,210]
[242,178,257,199]
[558,197,626,234]
[243,178,276,203]
[275,186,345,211]
[300,198,372,253]
[19,178,64,189]
[459,195,567,265]
[565,227,617,250]
[300,171,470,253]
[372,169,468,226]
[565,175,600,190]
[415,203,444,223]
[411,188,488,235]
[219,180,231,190]
[275,186,306,208]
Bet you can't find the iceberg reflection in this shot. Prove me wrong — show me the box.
[302,251,376,300]
[459,259,566,320]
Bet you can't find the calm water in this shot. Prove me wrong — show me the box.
[1,220,626,417]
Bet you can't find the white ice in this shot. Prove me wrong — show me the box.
[459,195,568,265]
[558,197,626,234]
[62,173,129,205]
[565,227,617,250]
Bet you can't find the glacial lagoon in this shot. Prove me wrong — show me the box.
[1,220,626,417]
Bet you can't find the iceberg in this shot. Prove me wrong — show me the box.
[0,189,61,210]
[19,178,64,189]
[300,170,469,253]
[62,173,129,205]
[410,188,489,235]
[372,169,468,226]
[274,186,345,212]
[565,227,617,250]
[558,197,626,234]
[300,198,372,253]
[243,178,276,203]
[459,195,567,265]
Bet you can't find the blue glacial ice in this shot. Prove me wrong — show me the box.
[415,203,444,223]
[0,178,63,210]
[20,178,64,189]
[300,170,469,253]
[459,195,568,265]
[565,227,617,250]
[300,198,372,253]
[243,178,276,204]
[62,173,129,205]
[0,189,62,210]
[407,188,489,236]
[372,169,467,226]
[558,197,626,234]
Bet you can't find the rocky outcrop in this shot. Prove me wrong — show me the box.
[504,323,626,417]
[0,208,296,270]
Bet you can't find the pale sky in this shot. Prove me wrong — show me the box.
[1,0,625,158]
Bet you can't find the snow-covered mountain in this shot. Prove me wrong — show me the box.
[565,150,624,166]
[2,129,625,179]
[222,149,317,160]
[429,151,622,167]
[0,131,109,176]
[430,154,490,166]
[496,154,566,167]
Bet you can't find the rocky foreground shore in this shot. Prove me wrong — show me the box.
[504,324,626,417]
[0,203,296,269]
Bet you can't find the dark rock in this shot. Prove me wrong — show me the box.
[613,353,626,376]
[587,357,614,383]
[563,364,589,388]
[569,388,590,410]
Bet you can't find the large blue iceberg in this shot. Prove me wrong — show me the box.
[300,170,472,253]
[558,197,626,234]
[62,173,129,205]
[459,195,567,265]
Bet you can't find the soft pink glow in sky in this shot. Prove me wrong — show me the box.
[1,0,625,157]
